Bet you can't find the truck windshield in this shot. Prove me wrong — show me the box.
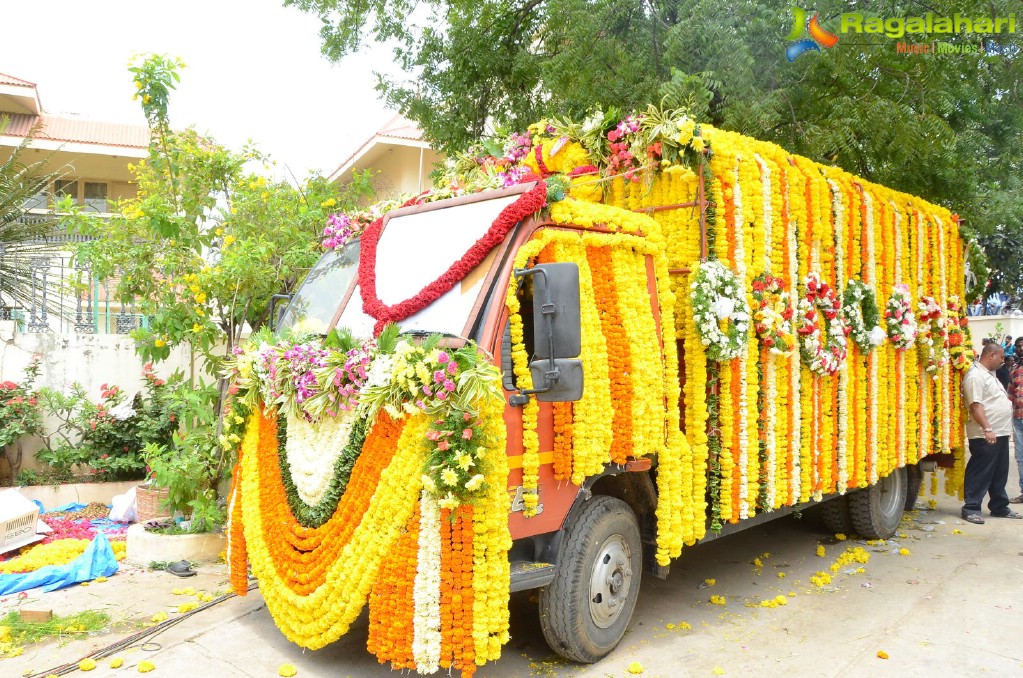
[281,192,521,340]
[278,243,361,335]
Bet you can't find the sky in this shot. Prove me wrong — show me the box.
[0,0,396,178]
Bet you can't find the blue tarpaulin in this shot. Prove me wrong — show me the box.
[0,532,119,596]
[42,502,89,514]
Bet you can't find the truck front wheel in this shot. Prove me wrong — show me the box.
[539,495,642,663]
[848,466,907,539]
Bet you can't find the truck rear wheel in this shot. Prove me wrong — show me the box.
[848,466,907,539]
[819,495,854,535]
[539,495,642,663]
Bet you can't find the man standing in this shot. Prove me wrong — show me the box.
[961,342,1022,524]
[1008,337,1023,504]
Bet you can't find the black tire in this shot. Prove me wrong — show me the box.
[539,495,642,663]
[904,463,923,510]
[848,466,907,539]
[819,495,854,535]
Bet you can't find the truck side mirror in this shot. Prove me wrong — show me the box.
[509,263,584,405]
[269,293,293,331]
[531,263,581,359]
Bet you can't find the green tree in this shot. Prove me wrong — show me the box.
[0,121,67,314]
[290,0,1022,300]
[62,54,372,529]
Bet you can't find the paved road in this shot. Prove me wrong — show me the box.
[8,487,1023,677]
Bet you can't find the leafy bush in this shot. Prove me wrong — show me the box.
[0,356,43,480]
[35,365,180,482]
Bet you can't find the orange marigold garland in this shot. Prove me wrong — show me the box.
[227,444,248,596]
[551,402,574,481]
[586,245,635,463]
[368,505,420,669]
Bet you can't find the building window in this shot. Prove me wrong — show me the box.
[84,182,108,212]
[54,179,79,202]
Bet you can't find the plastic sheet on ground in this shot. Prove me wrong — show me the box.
[0,532,119,596]
[42,502,89,514]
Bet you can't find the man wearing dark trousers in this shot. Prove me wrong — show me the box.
[961,342,1023,524]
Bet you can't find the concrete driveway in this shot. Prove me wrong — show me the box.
[6,486,1023,677]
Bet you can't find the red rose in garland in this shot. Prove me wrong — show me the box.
[359,182,548,336]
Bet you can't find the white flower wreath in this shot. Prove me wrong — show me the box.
[796,272,849,375]
[691,260,751,362]
[842,280,885,353]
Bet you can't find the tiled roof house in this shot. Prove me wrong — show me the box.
[1,72,151,333]
[0,72,149,213]
[329,114,443,199]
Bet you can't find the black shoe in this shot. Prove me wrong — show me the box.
[167,560,197,577]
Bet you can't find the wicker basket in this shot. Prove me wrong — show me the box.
[135,484,171,522]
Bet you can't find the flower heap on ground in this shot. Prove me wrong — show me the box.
[444,106,968,532]
[225,324,510,676]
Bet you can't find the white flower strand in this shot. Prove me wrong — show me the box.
[831,180,848,493]
[891,201,906,470]
[285,409,357,506]
[758,154,777,510]
[786,179,801,502]
[765,357,778,508]
[863,193,879,484]
[412,491,442,674]
[755,154,772,270]
[734,158,750,520]
[937,217,951,453]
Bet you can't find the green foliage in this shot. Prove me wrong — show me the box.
[14,468,48,486]
[34,367,180,482]
[0,120,69,312]
[129,53,183,130]
[293,0,1021,301]
[143,438,224,533]
[0,609,109,648]
[0,355,42,449]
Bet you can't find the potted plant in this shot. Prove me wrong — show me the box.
[139,373,232,533]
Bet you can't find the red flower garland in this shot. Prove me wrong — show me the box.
[358,182,548,335]
[533,144,551,178]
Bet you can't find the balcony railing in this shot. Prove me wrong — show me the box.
[2,211,147,335]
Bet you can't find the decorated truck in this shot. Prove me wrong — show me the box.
[223,108,971,675]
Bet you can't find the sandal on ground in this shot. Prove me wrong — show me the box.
[1010,495,1023,504]
[167,560,197,577]
[961,514,985,524]
[991,510,1023,519]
